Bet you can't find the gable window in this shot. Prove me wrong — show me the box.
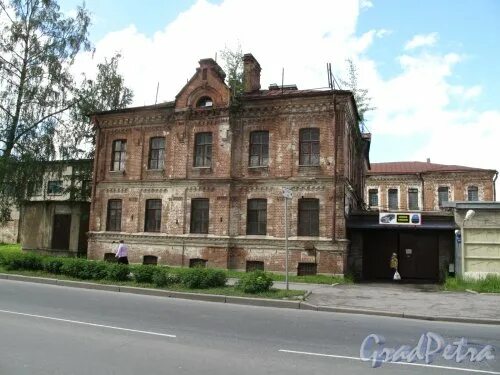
[196,96,213,108]
[194,132,212,167]
[47,180,63,195]
[408,188,419,210]
[111,140,126,171]
[148,137,165,170]
[27,181,43,196]
[388,189,398,210]
[368,189,378,207]
[191,198,209,234]
[299,128,320,166]
[438,187,449,207]
[247,199,267,235]
[249,131,269,167]
[144,199,162,232]
[106,199,122,232]
[468,186,478,201]
[298,198,319,236]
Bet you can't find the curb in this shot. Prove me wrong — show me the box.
[1,273,499,325]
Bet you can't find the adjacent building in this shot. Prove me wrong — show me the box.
[87,54,371,275]
[348,160,497,281]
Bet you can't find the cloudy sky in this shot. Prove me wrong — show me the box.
[62,0,500,190]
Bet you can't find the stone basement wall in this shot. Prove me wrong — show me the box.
[88,235,348,275]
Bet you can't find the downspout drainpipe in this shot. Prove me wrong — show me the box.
[493,171,498,201]
[418,173,424,210]
[332,94,337,242]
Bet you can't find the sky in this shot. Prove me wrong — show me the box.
[61,0,500,192]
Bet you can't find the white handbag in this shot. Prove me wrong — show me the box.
[393,270,401,280]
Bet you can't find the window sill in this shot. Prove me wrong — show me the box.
[192,166,212,169]
[109,170,125,175]
[248,165,269,170]
[298,164,320,168]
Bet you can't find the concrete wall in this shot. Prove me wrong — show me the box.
[456,208,500,278]
[0,206,19,244]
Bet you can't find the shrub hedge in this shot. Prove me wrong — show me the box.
[236,271,273,293]
[181,268,227,289]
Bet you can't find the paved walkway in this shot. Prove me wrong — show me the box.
[297,282,500,321]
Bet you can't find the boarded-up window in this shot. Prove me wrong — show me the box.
[246,261,264,272]
[297,262,317,276]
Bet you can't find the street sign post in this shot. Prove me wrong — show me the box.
[282,187,292,291]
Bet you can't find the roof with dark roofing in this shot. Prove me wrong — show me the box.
[367,161,496,175]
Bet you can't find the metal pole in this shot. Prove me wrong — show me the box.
[285,196,289,291]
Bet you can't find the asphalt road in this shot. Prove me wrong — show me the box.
[0,279,499,375]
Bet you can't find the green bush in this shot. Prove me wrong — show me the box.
[181,268,227,289]
[43,258,65,274]
[5,253,44,271]
[106,264,130,281]
[81,261,108,280]
[132,265,156,283]
[151,268,180,287]
[60,258,88,278]
[236,271,273,293]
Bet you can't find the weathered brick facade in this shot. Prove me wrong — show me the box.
[88,54,370,275]
[365,161,497,212]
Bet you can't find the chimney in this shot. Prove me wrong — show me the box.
[243,53,261,93]
[426,158,431,163]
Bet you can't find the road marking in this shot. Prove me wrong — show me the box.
[0,309,176,338]
[279,349,500,374]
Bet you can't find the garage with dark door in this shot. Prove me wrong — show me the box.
[348,212,456,282]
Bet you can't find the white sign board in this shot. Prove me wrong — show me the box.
[379,212,421,225]
[282,187,293,199]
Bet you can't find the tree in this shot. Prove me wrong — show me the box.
[61,53,134,159]
[219,44,244,98]
[339,59,375,125]
[0,0,91,223]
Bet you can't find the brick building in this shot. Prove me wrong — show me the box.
[87,54,370,275]
[365,160,497,211]
[348,160,497,281]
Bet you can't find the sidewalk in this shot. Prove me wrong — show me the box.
[282,281,500,322]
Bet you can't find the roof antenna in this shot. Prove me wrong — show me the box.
[154,82,160,105]
[281,67,284,94]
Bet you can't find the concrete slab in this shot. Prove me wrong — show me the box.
[226,296,300,309]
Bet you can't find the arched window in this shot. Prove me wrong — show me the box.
[196,96,213,108]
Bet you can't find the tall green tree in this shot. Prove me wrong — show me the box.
[219,44,244,98]
[61,53,134,159]
[0,0,91,222]
[339,58,375,125]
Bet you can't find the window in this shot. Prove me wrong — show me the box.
[298,198,319,236]
[388,189,398,210]
[299,128,320,166]
[143,255,158,265]
[196,96,213,108]
[368,189,378,207]
[297,263,317,276]
[438,187,449,207]
[247,199,267,235]
[144,199,162,232]
[408,188,419,210]
[189,258,207,268]
[148,137,165,170]
[468,186,478,201]
[106,199,122,232]
[246,261,264,272]
[111,140,126,171]
[249,131,269,167]
[194,132,212,167]
[47,180,63,195]
[190,198,209,234]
